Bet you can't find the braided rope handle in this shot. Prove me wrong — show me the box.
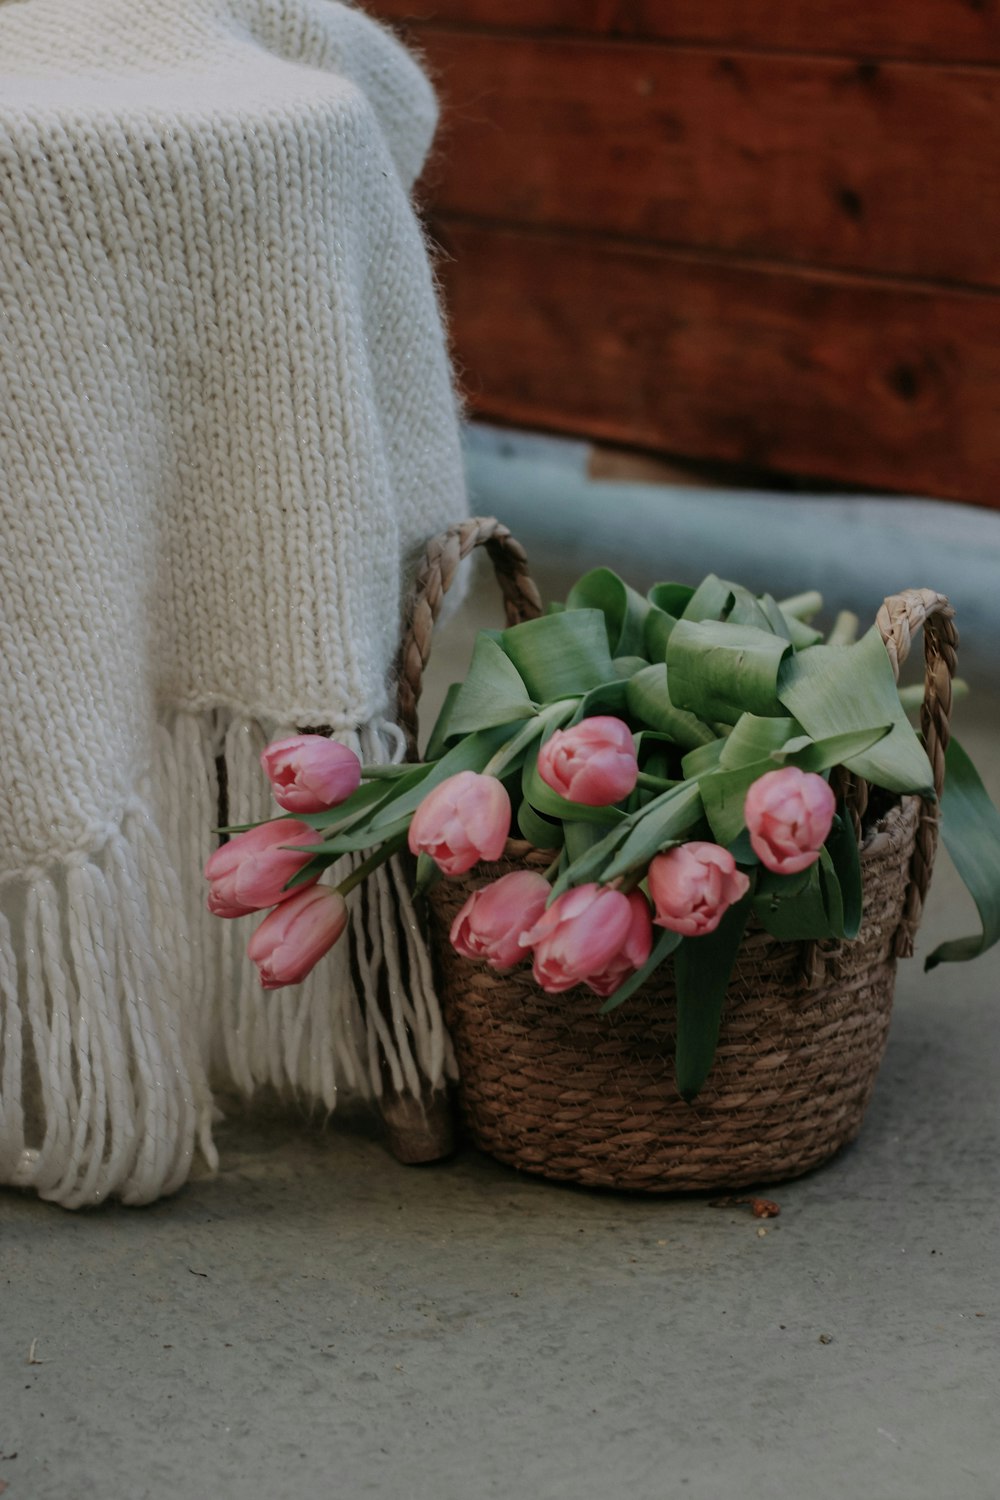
[873,588,958,957]
[395,528,957,959]
[394,517,543,757]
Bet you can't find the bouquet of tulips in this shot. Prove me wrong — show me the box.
[206,565,1000,1098]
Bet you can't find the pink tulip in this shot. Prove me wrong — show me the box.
[247,885,349,989]
[744,767,836,876]
[584,889,654,998]
[450,870,551,971]
[536,716,639,807]
[648,842,750,938]
[519,883,635,993]
[408,771,511,875]
[204,819,323,917]
[261,734,361,813]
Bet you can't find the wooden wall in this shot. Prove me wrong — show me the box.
[369,2,1000,506]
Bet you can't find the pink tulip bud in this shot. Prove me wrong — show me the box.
[519,882,634,993]
[408,771,511,875]
[247,885,349,989]
[584,889,654,998]
[648,842,750,938]
[204,820,323,917]
[744,767,836,876]
[450,870,551,971]
[536,715,639,807]
[261,734,362,813]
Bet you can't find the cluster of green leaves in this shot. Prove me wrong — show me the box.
[260,567,1000,1100]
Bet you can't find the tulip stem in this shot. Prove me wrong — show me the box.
[481,701,576,780]
[777,589,823,622]
[360,764,421,780]
[826,610,859,647]
[335,830,409,898]
[636,771,674,791]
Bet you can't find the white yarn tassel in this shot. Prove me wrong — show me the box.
[0,910,26,1182]
[0,706,452,1207]
[0,804,215,1209]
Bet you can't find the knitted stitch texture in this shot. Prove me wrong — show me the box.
[0,0,467,1206]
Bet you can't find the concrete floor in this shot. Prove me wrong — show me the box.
[2,452,999,1499]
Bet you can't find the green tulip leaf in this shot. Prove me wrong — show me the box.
[824,809,863,939]
[697,758,776,846]
[926,737,1000,968]
[770,725,892,774]
[613,655,649,680]
[626,663,717,750]
[649,582,695,618]
[501,609,617,700]
[422,682,463,761]
[777,626,935,795]
[564,819,617,863]
[667,620,793,723]
[753,859,832,941]
[517,799,564,851]
[681,574,736,623]
[295,775,410,832]
[600,781,705,881]
[548,820,634,900]
[674,891,754,1101]
[757,592,824,648]
[445,632,538,737]
[599,928,683,1014]
[719,714,799,770]
[643,605,678,663]
[681,739,726,779]
[571,677,631,725]
[566,567,651,657]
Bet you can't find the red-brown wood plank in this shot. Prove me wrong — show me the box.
[415,32,1000,289]
[434,220,1000,508]
[368,0,1000,66]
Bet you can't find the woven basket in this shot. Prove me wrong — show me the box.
[395,518,958,1191]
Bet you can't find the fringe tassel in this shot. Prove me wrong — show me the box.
[0,803,215,1208]
[0,706,451,1208]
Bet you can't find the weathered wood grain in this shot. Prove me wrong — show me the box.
[369,0,1000,65]
[435,220,1000,507]
[414,32,1000,288]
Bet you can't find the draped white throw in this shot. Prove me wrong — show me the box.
[0,0,467,1207]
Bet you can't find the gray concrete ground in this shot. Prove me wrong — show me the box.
[3,443,999,1499]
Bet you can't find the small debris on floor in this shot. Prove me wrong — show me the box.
[708,1195,781,1218]
[818,1333,834,1345]
[27,1338,45,1365]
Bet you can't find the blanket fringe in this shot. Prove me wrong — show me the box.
[0,801,215,1207]
[0,707,452,1207]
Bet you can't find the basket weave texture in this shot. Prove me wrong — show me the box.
[428,802,917,1191]
[397,519,957,1191]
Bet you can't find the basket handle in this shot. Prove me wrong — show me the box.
[395,516,544,757]
[870,588,958,957]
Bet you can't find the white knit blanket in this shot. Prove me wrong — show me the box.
[0,0,467,1206]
